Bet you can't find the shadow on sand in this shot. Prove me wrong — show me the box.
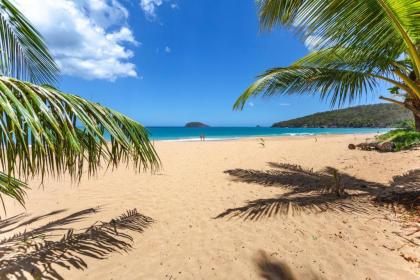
[215,163,419,221]
[0,209,68,235]
[254,250,320,280]
[374,169,420,213]
[0,208,153,280]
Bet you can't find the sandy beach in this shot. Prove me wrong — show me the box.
[1,134,419,279]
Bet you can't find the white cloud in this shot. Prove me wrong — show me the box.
[140,0,163,19]
[248,102,254,107]
[15,0,138,81]
[279,103,291,106]
[139,0,178,19]
[164,46,171,53]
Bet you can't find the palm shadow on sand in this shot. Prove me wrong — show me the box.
[0,208,153,280]
[254,250,321,280]
[215,163,419,221]
[0,209,68,235]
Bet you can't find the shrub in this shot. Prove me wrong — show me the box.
[377,129,420,151]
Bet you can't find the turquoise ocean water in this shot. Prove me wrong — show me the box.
[144,127,391,141]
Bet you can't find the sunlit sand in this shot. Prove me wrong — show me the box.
[1,134,419,279]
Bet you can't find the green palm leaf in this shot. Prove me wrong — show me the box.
[234,47,406,109]
[234,66,379,109]
[0,0,59,84]
[236,1,420,116]
[292,47,399,75]
[257,0,420,74]
[0,1,161,214]
[258,0,420,45]
[0,77,160,210]
[0,172,27,212]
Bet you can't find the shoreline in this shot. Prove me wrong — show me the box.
[152,132,381,142]
[146,127,392,142]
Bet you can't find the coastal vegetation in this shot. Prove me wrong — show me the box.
[235,0,420,132]
[272,104,412,128]
[0,0,158,211]
[377,128,420,151]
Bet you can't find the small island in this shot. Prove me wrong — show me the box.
[185,122,209,128]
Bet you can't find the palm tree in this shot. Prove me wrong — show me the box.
[0,0,159,212]
[235,0,420,131]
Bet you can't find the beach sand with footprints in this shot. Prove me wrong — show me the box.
[1,134,419,279]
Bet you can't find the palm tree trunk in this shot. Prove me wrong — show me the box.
[410,99,420,132]
[379,96,420,131]
[415,111,420,132]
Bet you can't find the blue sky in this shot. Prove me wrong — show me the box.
[18,0,387,126]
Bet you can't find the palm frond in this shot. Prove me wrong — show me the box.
[257,0,420,44]
[257,0,420,68]
[293,47,398,76]
[0,171,27,211]
[234,66,378,110]
[390,0,420,44]
[0,77,160,188]
[0,0,59,84]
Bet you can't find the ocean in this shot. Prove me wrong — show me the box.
[144,127,391,141]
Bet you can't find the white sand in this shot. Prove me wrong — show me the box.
[1,134,419,279]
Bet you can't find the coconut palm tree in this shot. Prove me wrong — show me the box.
[235,0,420,131]
[0,0,159,212]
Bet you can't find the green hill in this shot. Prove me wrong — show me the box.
[272,104,413,128]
